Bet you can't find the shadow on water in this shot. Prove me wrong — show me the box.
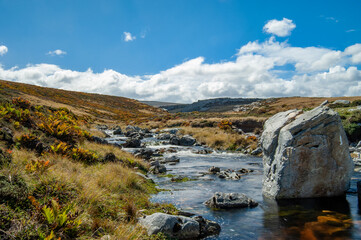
[262,196,355,239]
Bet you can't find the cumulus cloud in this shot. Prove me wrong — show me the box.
[47,49,67,56]
[0,30,361,103]
[0,45,8,56]
[263,18,296,37]
[124,32,136,42]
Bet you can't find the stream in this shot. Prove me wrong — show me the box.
[105,130,361,239]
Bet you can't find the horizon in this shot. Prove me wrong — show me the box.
[0,0,361,103]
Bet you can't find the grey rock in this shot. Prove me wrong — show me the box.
[357,140,361,148]
[134,148,154,160]
[161,128,180,134]
[91,136,108,144]
[261,106,354,199]
[204,192,258,209]
[162,155,180,164]
[192,216,221,238]
[320,100,328,106]
[209,166,220,173]
[170,136,180,145]
[179,135,196,146]
[123,138,141,148]
[113,126,123,135]
[251,147,262,155]
[157,133,171,140]
[333,100,350,105]
[139,213,200,239]
[149,162,167,174]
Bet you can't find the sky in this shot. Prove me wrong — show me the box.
[0,0,360,103]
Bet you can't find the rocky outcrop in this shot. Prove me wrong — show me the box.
[261,106,354,199]
[139,213,220,239]
[204,192,258,209]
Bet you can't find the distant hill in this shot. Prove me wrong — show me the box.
[140,100,180,108]
[0,79,165,123]
[160,97,263,113]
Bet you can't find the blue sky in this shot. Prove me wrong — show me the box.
[0,0,361,102]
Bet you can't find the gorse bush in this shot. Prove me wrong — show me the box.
[12,97,31,109]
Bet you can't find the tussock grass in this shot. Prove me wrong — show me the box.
[181,127,258,151]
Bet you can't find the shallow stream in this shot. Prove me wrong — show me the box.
[107,132,361,239]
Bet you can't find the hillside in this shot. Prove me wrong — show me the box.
[0,79,166,124]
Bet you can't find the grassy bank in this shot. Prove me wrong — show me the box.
[0,97,176,239]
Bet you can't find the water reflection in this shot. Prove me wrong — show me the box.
[262,197,353,239]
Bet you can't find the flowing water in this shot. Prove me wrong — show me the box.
[107,132,361,239]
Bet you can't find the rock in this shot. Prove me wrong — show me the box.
[134,148,154,160]
[96,125,108,130]
[122,138,141,148]
[357,140,361,148]
[169,136,180,145]
[113,126,123,135]
[128,132,144,139]
[204,192,258,209]
[149,161,167,174]
[251,147,262,155]
[91,136,108,144]
[320,100,328,106]
[192,216,221,238]
[161,128,180,134]
[125,125,141,137]
[332,100,350,105]
[237,168,253,174]
[209,166,220,173]
[261,106,354,199]
[157,133,171,140]
[139,213,200,239]
[162,156,180,164]
[179,135,196,146]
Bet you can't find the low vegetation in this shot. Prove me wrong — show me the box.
[0,97,176,239]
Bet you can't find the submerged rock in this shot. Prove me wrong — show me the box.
[261,106,354,199]
[139,213,220,239]
[204,192,258,209]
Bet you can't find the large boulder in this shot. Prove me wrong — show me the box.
[261,106,354,199]
[204,192,258,209]
[139,213,220,239]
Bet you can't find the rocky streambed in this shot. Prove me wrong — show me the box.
[99,125,361,239]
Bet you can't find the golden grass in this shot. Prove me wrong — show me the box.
[181,127,258,151]
[0,140,175,239]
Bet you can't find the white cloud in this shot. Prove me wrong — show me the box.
[263,18,296,37]
[124,32,136,42]
[47,49,67,56]
[0,37,361,103]
[0,45,8,56]
[346,29,356,33]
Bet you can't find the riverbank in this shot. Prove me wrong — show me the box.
[0,98,177,239]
